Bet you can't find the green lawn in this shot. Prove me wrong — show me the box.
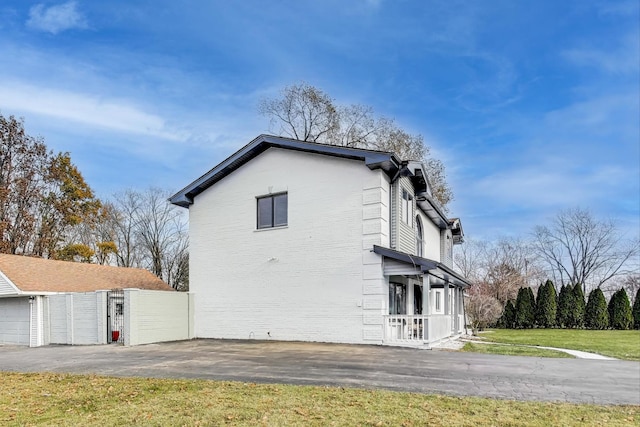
[1,372,638,426]
[461,342,574,358]
[478,329,640,361]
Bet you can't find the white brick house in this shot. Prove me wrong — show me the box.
[170,135,469,347]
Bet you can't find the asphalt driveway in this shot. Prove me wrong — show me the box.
[1,339,638,405]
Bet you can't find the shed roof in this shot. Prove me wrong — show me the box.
[0,254,173,294]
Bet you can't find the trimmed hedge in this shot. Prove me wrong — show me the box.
[515,287,535,329]
[585,287,608,329]
[608,288,633,330]
[633,288,640,330]
[535,280,557,328]
[568,283,586,328]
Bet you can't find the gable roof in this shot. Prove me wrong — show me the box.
[169,134,401,208]
[0,254,174,295]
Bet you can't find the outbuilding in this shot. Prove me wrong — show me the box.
[0,254,178,346]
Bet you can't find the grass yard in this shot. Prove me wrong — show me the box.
[461,342,574,358]
[478,329,640,360]
[1,372,638,426]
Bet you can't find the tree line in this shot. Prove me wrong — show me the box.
[0,114,188,290]
[498,281,639,331]
[459,208,639,333]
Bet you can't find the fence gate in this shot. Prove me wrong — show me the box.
[107,289,124,344]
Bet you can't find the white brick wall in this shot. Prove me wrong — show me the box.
[189,148,389,344]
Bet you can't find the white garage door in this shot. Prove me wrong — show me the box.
[0,298,30,345]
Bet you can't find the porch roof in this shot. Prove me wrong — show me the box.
[372,245,471,288]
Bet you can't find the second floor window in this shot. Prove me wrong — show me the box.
[401,189,412,225]
[257,193,288,229]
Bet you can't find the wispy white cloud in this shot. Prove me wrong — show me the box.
[0,81,183,141]
[26,1,87,34]
[563,32,640,75]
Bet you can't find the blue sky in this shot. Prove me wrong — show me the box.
[0,0,638,241]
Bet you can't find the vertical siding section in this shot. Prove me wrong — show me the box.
[70,293,99,344]
[397,176,416,254]
[390,181,397,249]
[48,295,68,344]
[440,229,453,268]
[29,296,45,347]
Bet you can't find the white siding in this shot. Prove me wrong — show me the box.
[189,148,388,344]
[29,296,45,347]
[396,177,416,254]
[47,292,107,345]
[0,297,30,345]
[124,289,193,346]
[418,210,441,262]
[48,295,68,344]
[441,229,453,268]
[0,270,19,296]
[71,293,101,345]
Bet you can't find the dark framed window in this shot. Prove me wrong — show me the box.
[257,193,288,229]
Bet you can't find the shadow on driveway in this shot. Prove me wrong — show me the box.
[1,339,638,405]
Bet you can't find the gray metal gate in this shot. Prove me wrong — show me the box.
[107,289,124,344]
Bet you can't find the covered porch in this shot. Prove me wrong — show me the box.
[373,245,469,347]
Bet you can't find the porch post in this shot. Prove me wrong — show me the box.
[422,274,430,315]
[453,286,459,332]
[443,281,450,315]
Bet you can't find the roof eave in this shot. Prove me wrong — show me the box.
[169,135,400,207]
[372,245,471,287]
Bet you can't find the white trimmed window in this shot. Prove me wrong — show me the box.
[257,193,288,229]
[435,291,442,312]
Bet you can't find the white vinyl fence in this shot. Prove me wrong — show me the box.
[46,289,193,346]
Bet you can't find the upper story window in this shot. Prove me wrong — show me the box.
[416,216,423,257]
[257,192,288,229]
[401,189,412,226]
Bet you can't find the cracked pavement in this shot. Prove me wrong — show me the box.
[1,339,638,405]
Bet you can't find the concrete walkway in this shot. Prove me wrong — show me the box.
[457,338,618,360]
[1,339,639,405]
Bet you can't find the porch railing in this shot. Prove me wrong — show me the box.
[384,315,428,343]
[384,314,463,345]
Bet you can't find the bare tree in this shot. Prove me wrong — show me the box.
[107,188,189,290]
[454,237,543,305]
[533,207,639,292]
[454,238,488,283]
[110,191,143,268]
[466,282,503,335]
[259,83,453,209]
[258,83,338,142]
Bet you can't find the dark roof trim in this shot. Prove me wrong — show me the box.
[170,134,401,207]
[373,245,471,287]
